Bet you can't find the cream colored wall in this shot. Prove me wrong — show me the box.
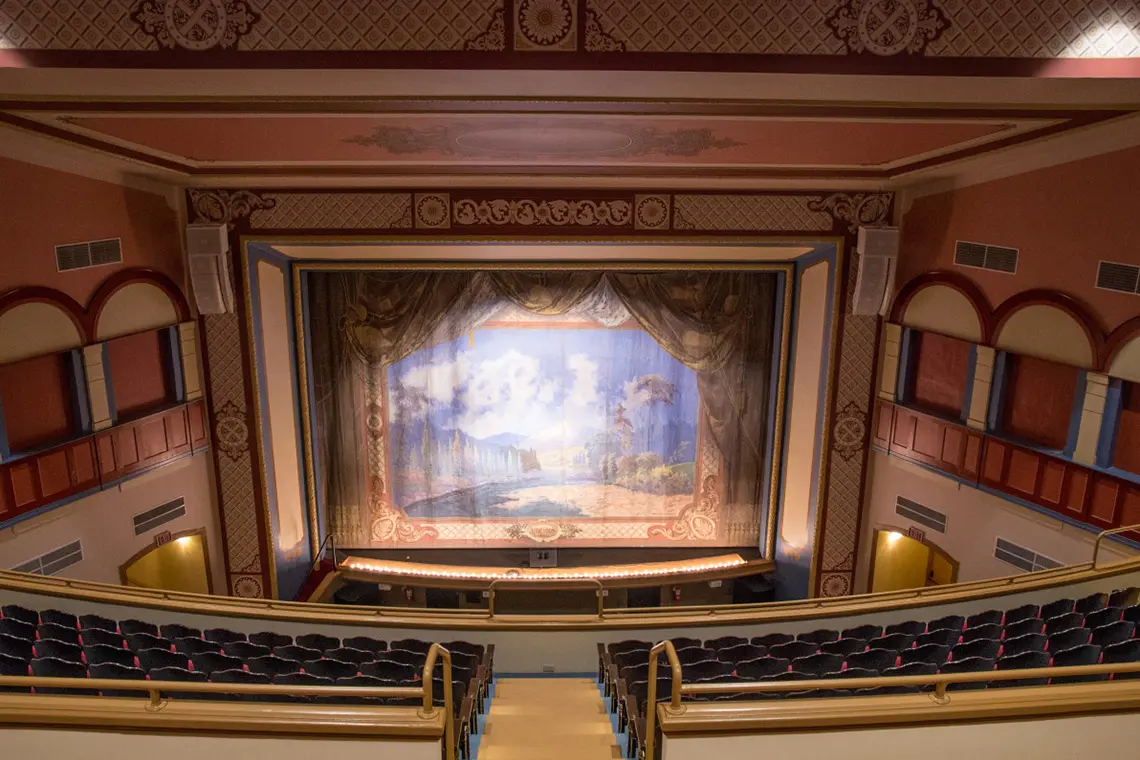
[661,711,1140,760]
[0,728,440,760]
[899,284,983,343]
[779,260,830,550]
[0,302,83,363]
[256,261,306,555]
[0,453,224,591]
[1108,336,1140,383]
[994,304,1094,368]
[856,450,1135,591]
[95,282,181,340]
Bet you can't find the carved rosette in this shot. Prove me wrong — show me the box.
[808,192,893,233]
[829,0,948,56]
[188,189,276,227]
[132,0,260,51]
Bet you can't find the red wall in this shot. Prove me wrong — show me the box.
[1115,383,1140,475]
[898,144,1140,332]
[0,353,75,452]
[0,157,183,304]
[1001,354,1079,450]
[911,331,970,416]
[107,331,172,419]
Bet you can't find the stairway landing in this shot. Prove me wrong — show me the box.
[476,678,622,760]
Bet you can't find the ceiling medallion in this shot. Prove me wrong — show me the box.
[132,0,260,51]
[830,0,947,56]
[518,0,574,47]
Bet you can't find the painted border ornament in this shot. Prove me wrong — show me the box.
[808,192,893,233]
[453,199,632,226]
[132,0,260,51]
[189,188,276,226]
[829,0,948,55]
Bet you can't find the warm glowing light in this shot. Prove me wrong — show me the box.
[886,531,903,544]
[343,554,747,583]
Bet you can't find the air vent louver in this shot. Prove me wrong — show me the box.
[954,240,1018,274]
[895,495,947,533]
[133,497,186,535]
[55,238,122,272]
[12,540,84,576]
[1096,261,1140,295]
[994,538,1062,573]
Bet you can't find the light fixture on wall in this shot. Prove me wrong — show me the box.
[887,531,904,544]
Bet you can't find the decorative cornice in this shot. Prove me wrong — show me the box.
[188,189,276,227]
[808,192,894,233]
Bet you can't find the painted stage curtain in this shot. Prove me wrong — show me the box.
[307,269,776,549]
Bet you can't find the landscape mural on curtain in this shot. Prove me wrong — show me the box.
[307,270,774,548]
[387,320,700,524]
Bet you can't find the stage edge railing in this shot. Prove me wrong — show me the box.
[643,640,1140,760]
[0,643,455,760]
[487,578,605,619]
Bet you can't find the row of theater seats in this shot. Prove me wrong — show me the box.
[0,605,491,758]
[600,587,1140,759]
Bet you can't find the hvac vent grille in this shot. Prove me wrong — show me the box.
[11,540,83,576]
[895,495,947,533]
[994,538,1063,573]
[133,497,186,535]
[1096,261,1140,295]
[54,238,122,272]
[954,240,1018,274]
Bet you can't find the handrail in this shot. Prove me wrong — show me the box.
[486,577,605,619]
[309,532,337,577]
[1094,523,1140,568]
[644,639,682,760]
[642,655,1140,760]
[0,643,456,760]
[422,642,456,760]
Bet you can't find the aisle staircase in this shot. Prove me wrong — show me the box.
[475,677,625,760]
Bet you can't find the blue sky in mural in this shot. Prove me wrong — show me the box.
[387,325,700,516]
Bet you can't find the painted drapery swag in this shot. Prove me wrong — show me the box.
[308,270,776,549]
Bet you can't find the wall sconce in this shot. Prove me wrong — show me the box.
[671,586,682,602]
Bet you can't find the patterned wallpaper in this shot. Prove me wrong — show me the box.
[2,0,1136,64]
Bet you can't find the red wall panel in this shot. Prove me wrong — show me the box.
[0,352,76,452]
[1001,354,1078,450]
[910,331,971,417]
[107,330,173,420]
[1114,382,1140,475]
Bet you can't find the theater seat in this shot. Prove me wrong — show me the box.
[204,628,247,646]
[951,639,1001,662]
[846,648,898,673]
[39,610,78,629]
[1,605,39,627]
[38,622,80,645]
[0,652,30,693]
[928,615,966,633]
[191,652,244,676]
[791,652,843,677]
[882,662,937,682]
[752,633,794,649]
[125,633,172,653]
[736,656,790,680]
[149,666,209,700]
[33,639,83,664]
[246,655,301,677]
[249,632,293,649]
[30,656,96,695]
[1050,645,1105,684]
[1075,593,1108,616]
[1046,628,1091,654]
[174,637,220,657]
[991,651,1051,688]
[704,635,747,651]
[160,624,201,641]
[84,643,138,668]
[797,629,840,645]
[1090,621,1136,649]
[1003,618,1046,640]
[1045,612,1085,635]
[1040,598,1076,621]
[885,621,926,637]
[915,629,960,648]
[939,656,994,691]
[343,636,387,655]
[273,644,323,663]
[0,634,33,662]
[1084,607,1124,631]
[118,619,159,638]
[78,614,118,633]
[79,629,125,648]
[1102,640,1140,679]
[820,638,866,658]
[88,662,147,697]
[1002,604,1040,626]
[841,624,882,641]
[305,658,360,681]
[361,659,417,682]
[966,610,1003,628]
[867,633,915,652]
[211,669,272,701]
[296,633,340,652]
[1109,588,1139,608]
[326,646,376,665]
[770,640,818,661]
[900,643,950,668]
[224,641,272,659]
[1000,633,1047,658]
[0,619,34,641]
[716,643,766,664]
[136,648,191,673]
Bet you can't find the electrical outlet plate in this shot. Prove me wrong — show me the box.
[542,664,555,673]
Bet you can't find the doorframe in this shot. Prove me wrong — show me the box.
[119,527,214,594]
[866,524,959,594]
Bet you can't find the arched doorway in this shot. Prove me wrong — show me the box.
[869,528,958,594]
[119,529,213,594]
